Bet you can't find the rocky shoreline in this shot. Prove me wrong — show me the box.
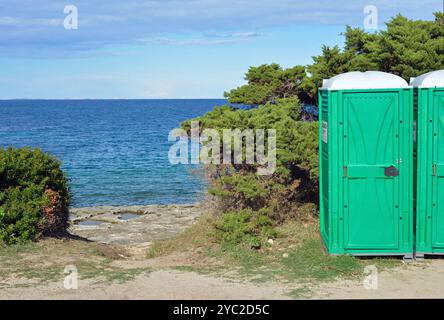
[69,203,204,250]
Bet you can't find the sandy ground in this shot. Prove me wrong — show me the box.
[312,259,444,299]
[0,270,290,300]
[2,255,444,299]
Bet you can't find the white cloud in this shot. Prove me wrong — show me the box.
[0,16,62,27]
[0,0,439,57]
[137,31,265,46]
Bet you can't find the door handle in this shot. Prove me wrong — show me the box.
[384,165,399,177]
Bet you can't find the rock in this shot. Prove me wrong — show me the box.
[69,204,203,247]
[267,239,274,245]
[282,253,289,258]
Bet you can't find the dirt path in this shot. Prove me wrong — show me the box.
[311,259,444,299]
[0,250,444,299]
[2,257,444,299]
[0,270,291,300]
[2,244,444,299]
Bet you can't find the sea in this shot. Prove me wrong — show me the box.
[0,99,226,207]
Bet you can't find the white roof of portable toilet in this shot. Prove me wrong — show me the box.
[321,71,409,90]
[410,70,444,88]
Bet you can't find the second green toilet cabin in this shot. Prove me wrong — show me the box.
[411,70,444,258]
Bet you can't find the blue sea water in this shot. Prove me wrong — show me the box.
[0,99,226,207]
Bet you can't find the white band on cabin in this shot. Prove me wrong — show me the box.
[321,71,409,90]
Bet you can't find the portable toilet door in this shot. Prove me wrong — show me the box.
[411,70,444,259]
[319,71,413,259]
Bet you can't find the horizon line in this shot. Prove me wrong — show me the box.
[0,97,227,101]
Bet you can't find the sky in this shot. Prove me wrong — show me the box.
[0,0,441,99]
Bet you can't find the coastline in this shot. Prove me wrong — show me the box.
[69,203,204,249]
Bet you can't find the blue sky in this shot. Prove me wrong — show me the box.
[0,0,441,99]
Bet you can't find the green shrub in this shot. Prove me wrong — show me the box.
[214,209,277,248]
[0,147,71,245]
[208,173,269,209]
[183,97,318,219]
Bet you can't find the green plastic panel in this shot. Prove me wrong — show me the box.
[415,88,444,255]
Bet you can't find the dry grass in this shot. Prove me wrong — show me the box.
[146,209,401,296]
[147,213,216,258]
[0,237,149,288]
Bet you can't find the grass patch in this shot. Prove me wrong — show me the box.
[287,286,312,299]
[278,237,362,281]
[0,238,150,288]
[212,221,398,284]
[75,260,150,283]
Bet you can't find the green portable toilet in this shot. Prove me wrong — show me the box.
[318,71,413,259]
[411,70,444,259]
